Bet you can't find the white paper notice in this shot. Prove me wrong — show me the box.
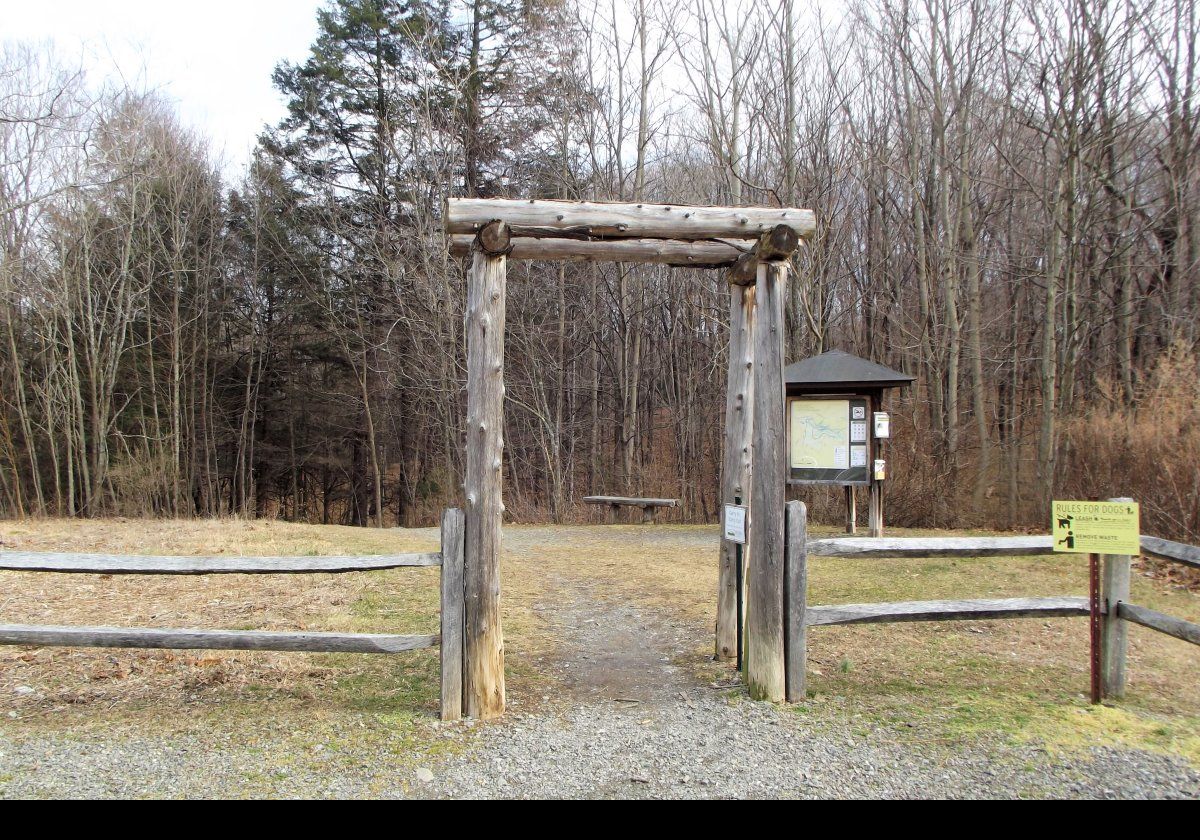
[833,446,849,469]
[850,421,868,443]
[851,446,868,467]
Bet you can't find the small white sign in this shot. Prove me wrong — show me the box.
[873,459,887,481]
[852,406,866,420]
[850,421,868,443]
[833,446,849,469]
[851,446,868,468]
[873,412,891,439]
[724,505,747,544]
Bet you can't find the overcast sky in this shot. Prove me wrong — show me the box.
[3,0,325,172]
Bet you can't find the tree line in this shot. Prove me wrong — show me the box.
[1,0,1197,540]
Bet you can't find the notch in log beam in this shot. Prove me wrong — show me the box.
[475,220,512,256]
[727,226,800,286]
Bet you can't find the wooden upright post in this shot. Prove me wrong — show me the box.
[746,261,788,702]
[439,507,465,721]
[868,392,884,537]
[1101,497,1134,700]
[845,486,857,534]
[1101,552,1131,699]
[716,283,756,661]
[868,483,883,538]
[463,230,507,719]
[784,500,808,703]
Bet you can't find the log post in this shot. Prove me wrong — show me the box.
[463,245,506,719]
[746,260,788,701]
[439,507,465,721]
[642,505,655,525]
[784,500,808,703]
[716,283,756,661]
[845,486,857,534]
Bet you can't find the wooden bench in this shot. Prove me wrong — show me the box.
[583,495,679,524]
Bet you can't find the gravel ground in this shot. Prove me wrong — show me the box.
[1,531,1197,799]
[3,691,1196,799]
[421,694,1200,799]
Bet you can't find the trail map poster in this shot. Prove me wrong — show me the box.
[788,397,871,485]
[789,399,849,469]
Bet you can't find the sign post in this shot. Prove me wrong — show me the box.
[1052,500,1140,704]
[724,502,748,672]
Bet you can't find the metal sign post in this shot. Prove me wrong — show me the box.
[725,499,747,672]
[1089,552,1102,704]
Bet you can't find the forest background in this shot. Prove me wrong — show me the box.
[2,0,1198,542]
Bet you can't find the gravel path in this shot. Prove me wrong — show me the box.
[2,535,1197,798]
[417,568,1200,799]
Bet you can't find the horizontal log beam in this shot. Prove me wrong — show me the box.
[0,552,441,575]
[582,495,679,507]
[807,535,1056,558]
[1116,602,1200,646]
[1140,536,1200,570]
[446,198,815,241]
[806,596,1090,627]
[449,234,745,266]
[0,624,439,654]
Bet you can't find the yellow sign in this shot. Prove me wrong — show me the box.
[1051,500,1141,555]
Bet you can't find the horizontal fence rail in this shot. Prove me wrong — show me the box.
[788,524,1200,705]
[0,552,441,575]
[0,625,438,654]
[1139,537,1200,570]
[1116,603,1200,646]
[805,596,1090,627]
[0,508,467,720]
[808,535,1054,558]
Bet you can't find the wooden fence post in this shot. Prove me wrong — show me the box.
[785,500,808,703]
[717,283,755,661]
[1101,552,1131,699]
[440,507,465,721]
[746,261,787,702]
[464,238,507,720]
[1101,496,1134,700]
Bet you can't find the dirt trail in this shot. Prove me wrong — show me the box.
[532,574,695,704]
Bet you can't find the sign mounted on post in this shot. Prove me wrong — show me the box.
[873,412,890,439]
[1052,500,1141,555]
[723,504,747,545]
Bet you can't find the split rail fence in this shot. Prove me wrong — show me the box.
[779,501,1200,702]
[0,508,468,721]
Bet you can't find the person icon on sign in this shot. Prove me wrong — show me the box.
[1058,530,1075,549]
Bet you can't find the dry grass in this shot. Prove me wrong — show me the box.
[1,517,1197,765]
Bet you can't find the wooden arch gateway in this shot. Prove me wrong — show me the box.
[444,198,816,718]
